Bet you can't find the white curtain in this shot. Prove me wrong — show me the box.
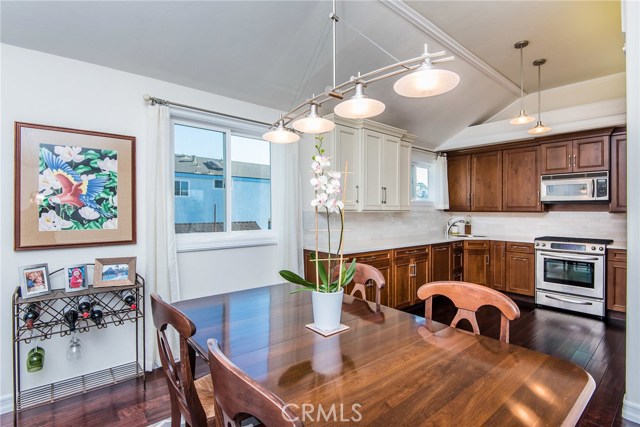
[145,104,181,369]
[434,154,450,210]
[272,142,303,274]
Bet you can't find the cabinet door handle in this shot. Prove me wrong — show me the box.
[355,185,359,204]
[410,264,416,277]
[471,193,475,207]
[486,254,490,265]
[537,190,540,206]
[384,187,387,204]
[467,193,471,207]
[573,154,577,168]
[381,187,384,204]
[568,155,572,168]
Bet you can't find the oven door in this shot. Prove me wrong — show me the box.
[536,251,604,299]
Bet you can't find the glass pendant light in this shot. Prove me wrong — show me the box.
[334,83,386,119]
[394,45,460,98]
[510,40,535,125]
[528,59,552,135]
[262,120,300,144]
[292,103,335,134]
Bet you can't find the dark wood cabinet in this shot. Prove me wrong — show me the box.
[505,242,535,296]
[452,241,464,281]
[447,155,471,211]
[463,240,490,286]
[489,241,506,291]
[471,152,503,211]
[610,131,627,213]
[607,249,627,312]
[392,246,429,309]
[541,136,609,174]
[431,243,452,282]
[503,146,541,212]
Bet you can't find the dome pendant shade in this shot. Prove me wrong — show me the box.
[334,83,386,119]
[528,121,551,135]
[292,104,335,134]
[394,64,460,98]
[510,110,535,125]
[263,121,300,144]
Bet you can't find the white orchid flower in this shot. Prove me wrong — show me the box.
[327,171,341,180]
[54,146,85,163]
[103,218,118,229]
[38,210,73,231]
[39,168,62,196]
[310,192,328,208]
[325,178,341,195]
[97,157,118,173]
[78,207,99,220]
[310,176,328,190]
[112,194,118,207]
[311,161,323,174]
[326,198,345,213]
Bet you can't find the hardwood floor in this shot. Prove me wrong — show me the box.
[2,299,638,427]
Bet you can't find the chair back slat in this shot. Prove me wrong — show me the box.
[207,339,303,427]
[417,281,520,343]
[331,263,386,309]
[151,293,208,427]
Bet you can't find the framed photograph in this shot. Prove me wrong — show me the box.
[19,264,51,299]
[65,264,88,292]
[94,257,136,287]
[14,122,136,250]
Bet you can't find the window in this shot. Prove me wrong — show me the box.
[175,180,190,197]
[173,119,271,237]
[412,165,430,201]
[410,148,436,207]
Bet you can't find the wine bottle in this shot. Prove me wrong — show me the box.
[78,296,92,319]
[23,303,41,330]
[64,309,79,332]
[120,290,137,310]
[90,303,104,325]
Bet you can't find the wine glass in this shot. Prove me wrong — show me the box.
[66,331,82,361]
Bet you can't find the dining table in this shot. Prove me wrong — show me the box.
[173,283,595,426]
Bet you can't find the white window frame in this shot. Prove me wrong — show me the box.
[411,149,436,209]
[171,107,276,252]
[175,179,190,197]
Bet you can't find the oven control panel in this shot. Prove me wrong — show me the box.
[534,240,606,254]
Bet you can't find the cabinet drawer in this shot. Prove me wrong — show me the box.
[506,242,534,254]
[452,241,463,252]
[464,240,489,250]
[608,249,627,262]
[347,250,391,264]
[394,246,429,259]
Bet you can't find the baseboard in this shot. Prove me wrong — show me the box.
[623,396,640,423]
[0,393,13,415]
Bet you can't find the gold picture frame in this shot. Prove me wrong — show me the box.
[93,257,137,287]
[14,122,136,250]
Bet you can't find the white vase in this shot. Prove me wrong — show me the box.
[311,289,344,332]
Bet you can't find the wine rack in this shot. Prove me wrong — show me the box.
[11,270,146,426]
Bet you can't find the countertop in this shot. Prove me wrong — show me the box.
[304,235,627,253]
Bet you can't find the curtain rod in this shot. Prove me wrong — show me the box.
[412,145,444,156]
[142,94,271,127]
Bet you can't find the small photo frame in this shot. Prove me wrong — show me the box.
[94,257,136,287]
[65,264,88,292]
[19,264,51,299]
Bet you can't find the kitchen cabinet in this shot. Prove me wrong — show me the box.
[607,249,627,312]
[430,243,452,282]
[503,146,542,212]
[540,135,609,174]
[489,241,506,291]
[326,115,411,212]
[447,152,502,212]
[393,246,429,309]
[452,241,464,281]
[610,130,627,213]
[463,240,490,286]
[504,242,535,296]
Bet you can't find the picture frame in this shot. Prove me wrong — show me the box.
[14,122,136,251]
[64,264,88,292]
[93,257,136,287]
[19,264,51,299]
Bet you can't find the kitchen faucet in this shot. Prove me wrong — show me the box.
[445,218,466,238]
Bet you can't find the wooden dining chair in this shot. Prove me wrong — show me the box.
[331,263,386,310]
[416,281,520,343]
[151,293,216,427]
[206,338,303,427]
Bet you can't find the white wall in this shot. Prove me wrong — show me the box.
[0,44,285,407]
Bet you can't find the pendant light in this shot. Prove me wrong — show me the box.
[262,120,300,144]
[292,103,335,134]
[528,58,552,135]
[510,40,535,125]
[334,82,386,119]
[394,45,460,98]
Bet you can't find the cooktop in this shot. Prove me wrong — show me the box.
[534,236,614,245]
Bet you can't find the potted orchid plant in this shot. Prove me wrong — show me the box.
[279,136,356,331]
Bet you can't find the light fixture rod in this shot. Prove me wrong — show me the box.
[331,0,338,88]
[534,58,547,122]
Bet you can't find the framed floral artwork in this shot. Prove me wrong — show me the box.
[14,122,136,250]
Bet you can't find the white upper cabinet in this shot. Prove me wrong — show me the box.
[325,115,412,212]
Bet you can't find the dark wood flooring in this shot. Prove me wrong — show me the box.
[2,298,638,427]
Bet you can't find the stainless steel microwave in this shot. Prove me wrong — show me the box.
[540,171,609,203]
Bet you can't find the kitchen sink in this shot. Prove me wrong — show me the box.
[449,234,487,238]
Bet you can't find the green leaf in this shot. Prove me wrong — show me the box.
[279,270,315,289]
[83,150,100,160]
[75,165,93,173]
[317,259,328,287]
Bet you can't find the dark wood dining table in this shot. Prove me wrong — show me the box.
[173,283,594,426]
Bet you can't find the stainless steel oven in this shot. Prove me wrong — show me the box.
[534,236,612,317]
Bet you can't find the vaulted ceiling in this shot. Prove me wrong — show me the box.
[0,1,625,148]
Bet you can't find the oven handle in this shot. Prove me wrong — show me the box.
[539,252,600,261]
[544,294,593,306]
